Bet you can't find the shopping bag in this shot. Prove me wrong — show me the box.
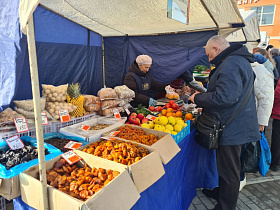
[259,132,271,177]
[241,141,260,173]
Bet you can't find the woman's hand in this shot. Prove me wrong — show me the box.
[259,125,265,132]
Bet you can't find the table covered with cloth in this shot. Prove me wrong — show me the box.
[13,130,219,209]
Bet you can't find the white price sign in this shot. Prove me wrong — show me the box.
[146,114,156,121]
[41,112,49,125]
[113,108,121,119]
[64,141,83,150]
[59,109,70,123]
[108,131,120,136]
[14,117,29,133]
[123,104,130,115]
[61,151,82,165]
[77,124,91,131]
[5,135,25,150]
[101,137,117,141]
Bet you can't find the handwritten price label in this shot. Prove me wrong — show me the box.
[64,141,83,150]
[113,108,121,119]
[123,104,130,115]
[108,131,120,136]
[61,151,82,165]
[14,117,29,133]
[5,135,25,150]
[101,137,117,141]
[59,109,70,123]
[41,112,49,125]
[77,124,91,131]
[146,114,156,121]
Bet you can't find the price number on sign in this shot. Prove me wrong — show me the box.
[59,109,70,123]
[5,135,25,150]
[146,114,156,121]
[61,151,82,165]
[14,117,29,133]
[113,108,121,119]
[64,141,83,150]
[123,104,130,115]
[77,124,91,131]
[41,112,49,125]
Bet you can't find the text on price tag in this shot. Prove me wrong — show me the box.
[64,141,83,149]
[108,131,120,136]
[77,124,91,131]
[5,135,25,150]
[146,114,156,121]
[123,104,130,115]
[113,108,121,119]
[101,137,117,141]
[59,109,70,123]
[61,151,82,165]
[41,112,49,125]
[14,117,29,133]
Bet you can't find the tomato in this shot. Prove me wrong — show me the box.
[149,106,155,111]
[169,100,175,105]
[164,103,171,109]
[155,106,163,112]
[171,103,179,110]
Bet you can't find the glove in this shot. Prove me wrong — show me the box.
[181,103,196,112]
[149,98,157,107]
[189,80,207,92]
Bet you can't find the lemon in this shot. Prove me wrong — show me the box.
[141,123,150,129]
[165,124,174,131]
[164,129,172,134]
[147,121,154,129]
[159,116,168,125]
[174,124,183,133]
[171,131,178,135]
[168,116,176,125]
[175,118,181,123]
[177,120,185,126]
[154,124,164,131]
[183,123,188,128]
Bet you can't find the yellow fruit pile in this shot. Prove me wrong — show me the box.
[141,116,188,135]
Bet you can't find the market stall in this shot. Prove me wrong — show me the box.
[0,0,245,209]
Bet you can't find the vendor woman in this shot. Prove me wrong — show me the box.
[124,55,166,107]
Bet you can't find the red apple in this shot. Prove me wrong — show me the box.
[155,106,163,112]
[149,106,155,111]
[165,103,171,109]
[169,100,175,105]
[137,113,145,121]
[133,118,141,125]
[125,122,130,124]
[131,112,137,117]
[172,103,179,110]
[142,118,149,124]
[129,115,136,123]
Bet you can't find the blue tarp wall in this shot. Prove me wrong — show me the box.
[0,2,214,111]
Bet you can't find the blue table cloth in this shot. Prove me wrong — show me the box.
[13,130,218,209]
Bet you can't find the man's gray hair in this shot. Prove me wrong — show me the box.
[270,48,280,56]
[207,35,229,46]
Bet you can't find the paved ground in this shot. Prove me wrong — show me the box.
[189,118,280,210]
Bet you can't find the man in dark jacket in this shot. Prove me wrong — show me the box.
[189,36,260,210]
[270,48,280,78]
[124,55,166,107]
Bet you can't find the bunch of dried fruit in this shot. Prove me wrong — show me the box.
[82,140,149,165]
[45,138,81,153]
[89,124,111,130]
[46,159,119,201]
[116,125,159,146]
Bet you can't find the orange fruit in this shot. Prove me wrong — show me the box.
[161,109,167,116]
[166,113,173,118]
[173,94,179,100]
[175,111,182,117]
[167,108,173,113]
[172,113,176,117]
[185,113,193,121]
[165,94,168,98]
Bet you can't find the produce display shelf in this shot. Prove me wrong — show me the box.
[0,196,5,210]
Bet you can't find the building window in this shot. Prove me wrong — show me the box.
[251,5,275,26]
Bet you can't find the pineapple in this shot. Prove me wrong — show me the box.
[67,83,85,117]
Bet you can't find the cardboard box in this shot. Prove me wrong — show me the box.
[75,138,165,193]
[104,125,181,164]
[0,177,20,200]
[59,116,126,142]
[20,155,140,210]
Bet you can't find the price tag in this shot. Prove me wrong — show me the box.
[41,112,49,125]
[64,141,83,149]
[101,137,117,141]
[5,135,25,150]
[108,131,120,136]
[146,114,156,121]
[59,109,70,123]
[77,124,91,131]
[113,108,121,119]
[14,117,29,133]
[123,104,130,115]
[61,151,82,165]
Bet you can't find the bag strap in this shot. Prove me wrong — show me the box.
[221,82,254,131]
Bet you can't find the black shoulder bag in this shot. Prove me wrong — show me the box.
[195,83,254,149]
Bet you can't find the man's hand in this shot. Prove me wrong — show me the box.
[259,125,265,132]
[189,92,199,103]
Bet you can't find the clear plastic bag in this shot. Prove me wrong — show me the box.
[0,108,23,126]
[165,85,179,100]
[45,102,77,120]
[84,104,100,112]
[42,84,68,102]
[118,98,133,107]
[15,107,53,120]
[83,95,100,105]
[13,97,46,111]
[97,88,118,100]
[101,99,119,110]
[114,85,135,99]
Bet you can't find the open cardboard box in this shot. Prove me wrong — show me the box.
[59,116,126,142]
[75,138,165,193]
[104,124,181,164]
[0,177,20,200]
[20,155,140,210]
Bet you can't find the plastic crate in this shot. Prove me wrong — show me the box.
[0,196,5,210]
[171,120,191,144]
[50,113,96,133]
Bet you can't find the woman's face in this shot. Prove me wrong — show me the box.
[138,64,151,73]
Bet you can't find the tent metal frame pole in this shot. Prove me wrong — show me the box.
[26,15,49,210]
[102,36,106,87]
